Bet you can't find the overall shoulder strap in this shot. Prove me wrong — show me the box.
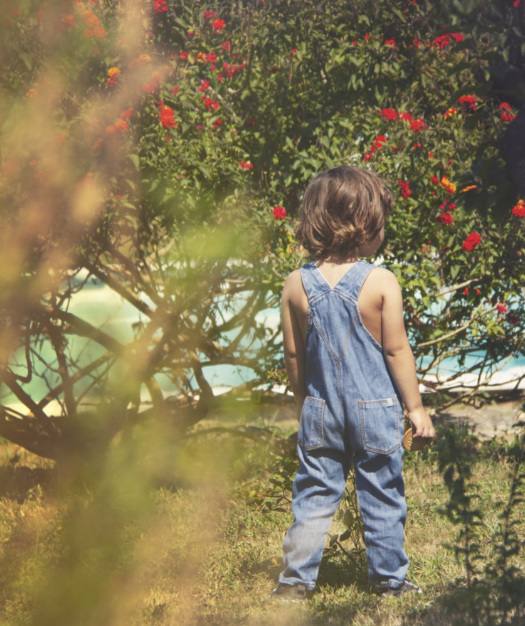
[336,260,378,302]
[299,261,330,300]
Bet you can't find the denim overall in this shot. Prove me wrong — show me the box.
[279,259,409,591]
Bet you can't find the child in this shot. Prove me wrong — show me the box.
[271,165,435,601]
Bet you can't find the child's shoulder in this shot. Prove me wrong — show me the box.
[366,265,401,296]
[282,268,303,294]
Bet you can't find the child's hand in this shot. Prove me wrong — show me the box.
[407,407,435,440]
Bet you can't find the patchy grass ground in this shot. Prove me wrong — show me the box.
[0,409,524,626]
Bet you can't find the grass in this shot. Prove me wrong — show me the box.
[0,408,524,626]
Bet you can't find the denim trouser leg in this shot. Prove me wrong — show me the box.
[353,446,409,588]
[278,446,350,590]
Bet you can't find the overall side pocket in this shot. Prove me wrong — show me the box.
[298,396,325,450]
[358,397,402,455]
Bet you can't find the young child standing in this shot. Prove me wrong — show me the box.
[272,165,435,600]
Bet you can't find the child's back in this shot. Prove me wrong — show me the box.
[271,165,434,601]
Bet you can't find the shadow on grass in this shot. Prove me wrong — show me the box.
[0,465,58,502]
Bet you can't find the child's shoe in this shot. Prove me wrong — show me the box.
[372,579,422,597]
[268,582,312,602]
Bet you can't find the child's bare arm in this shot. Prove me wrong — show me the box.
[281,272,308,420]
[380,271,435,439]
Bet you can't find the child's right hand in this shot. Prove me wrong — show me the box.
[407,407,436,440]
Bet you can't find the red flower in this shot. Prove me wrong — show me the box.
[399,112,413,121]
[496,302,508,315]
[198,79,210,92]
[154,0,168,13]
[213,118,222,128]
[273,205,287,220]
[380,108,398,121]
[428,152,434,158]
[439,200,456,211]
[410,118,427,132]
[221,40,231,50]
[413,142,422,149]
[179,51,189,60]
[372,134,387,150]
[462,232,481,252]
[413,37,420,47]
[206,51,217,63]
[512,200,525,217]
[500,102,515,122]
[364,33,370,41]
[457,95,476,111]
[239,161,253,170]
[431,176,440,184]
[160,105,177,129]
[398,179,411,199]
[363,153,373,162]
[204,10,215,19]
[513,0,520,7]
[120,107,134,120]
[433,33,464,48]
[463,287,469,295]
[172,86,180,95]
[436,212,454,225]
[384,39,397,48]
[212,18,226,32]
[201,96,220,111]
[291,49,297,54]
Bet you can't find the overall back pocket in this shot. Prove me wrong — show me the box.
[298,396,325,450]
[358,397,402,455]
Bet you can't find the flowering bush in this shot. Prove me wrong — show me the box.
[0,0,524,459]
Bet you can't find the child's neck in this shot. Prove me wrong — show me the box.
[317,253,360,266]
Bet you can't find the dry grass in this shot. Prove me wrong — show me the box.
[0,416,523,626]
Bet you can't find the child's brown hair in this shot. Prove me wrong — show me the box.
[295,165,393,259]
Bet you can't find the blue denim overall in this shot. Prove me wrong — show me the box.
[279,259,409,591]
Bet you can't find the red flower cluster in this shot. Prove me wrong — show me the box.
[198,79,210,92]
[457,95,476,111]
[499,102,515,122]
[436,199,456,224]
[160,105,177,129]
[179,51,189,60]
[213,18,226,32]
[221,61,245,80]
[410,118,427,132]
[273,205,287,220]
[121,107,134,120]
[512,199,525,217]
[384,39,397,48]
[206,51,217,63]
[201,96,220,111]
[204,10,215,19]
[82,9,106,39]
[363,134,387,161]
[221,40,231,50]
[380,108,398,120]
[433,33,464,49]
[436,212,453,224]
[239,161,253,170]
[154,0,168,13]
[462,232,481,252]
[106,67,120,88]
[398,179,411,199]
[496,302,508,315]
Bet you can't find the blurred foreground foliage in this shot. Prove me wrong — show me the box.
[0,0,524,467]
